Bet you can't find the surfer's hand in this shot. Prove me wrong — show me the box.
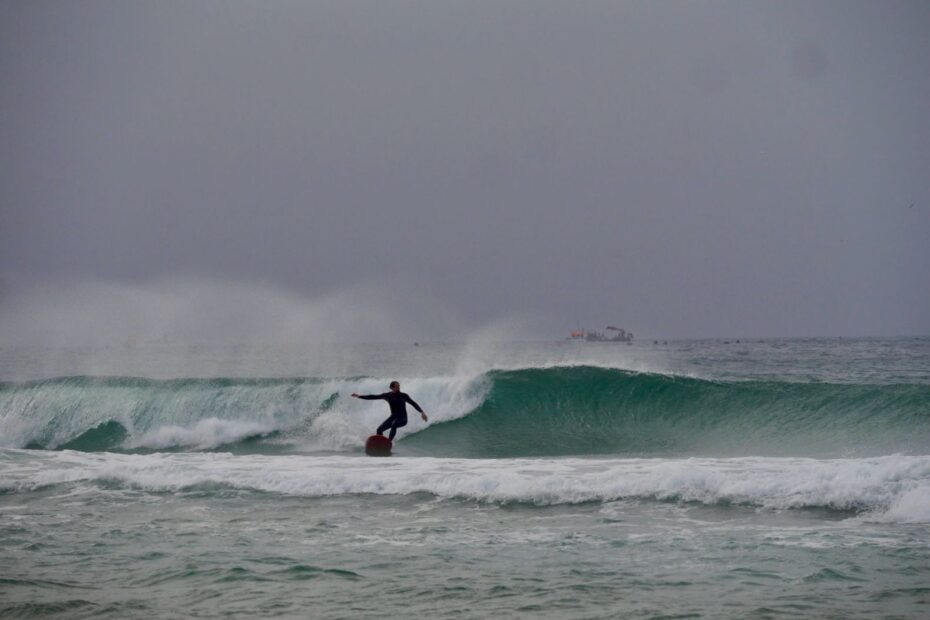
[421,412,428,422]
[351,393,359,398]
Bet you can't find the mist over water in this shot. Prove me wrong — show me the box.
[0,277,472,348]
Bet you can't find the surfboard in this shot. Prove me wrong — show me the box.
[365,434,392,456]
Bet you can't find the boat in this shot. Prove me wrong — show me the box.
[568,326,634,343]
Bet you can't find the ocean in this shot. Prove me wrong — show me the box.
[1,338,928,618]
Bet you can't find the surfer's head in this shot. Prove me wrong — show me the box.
[389,381,400,392]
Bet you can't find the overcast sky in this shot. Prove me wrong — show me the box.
[1,0,928,341]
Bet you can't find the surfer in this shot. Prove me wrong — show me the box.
[352,381,428,440]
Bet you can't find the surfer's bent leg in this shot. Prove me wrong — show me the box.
[377,415,408,439]
[388,417,407,440]
[376,416,395,437]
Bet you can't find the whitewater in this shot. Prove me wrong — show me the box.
[2,338,929,618]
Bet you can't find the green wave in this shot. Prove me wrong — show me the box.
[0,375,336,451]
[2,368,928,457]
[56,420,129,452]
[402,367,930,458]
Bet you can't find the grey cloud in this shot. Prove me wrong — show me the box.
[1,0,928,339]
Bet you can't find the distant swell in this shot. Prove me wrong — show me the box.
[1,367,928,458]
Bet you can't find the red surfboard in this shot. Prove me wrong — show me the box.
[365,434,392,456]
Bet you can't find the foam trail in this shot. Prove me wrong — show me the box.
[129,418,277,450]
[2,450,929,522]
[873,484,930,523]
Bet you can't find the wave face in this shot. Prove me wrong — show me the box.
[1,367,928,457]
[405,367,930,458]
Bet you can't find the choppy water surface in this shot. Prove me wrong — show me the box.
[1,338,929,618]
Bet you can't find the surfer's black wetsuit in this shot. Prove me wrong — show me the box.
[358,391,424,440]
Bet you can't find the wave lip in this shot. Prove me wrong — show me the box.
[2,450,929,523]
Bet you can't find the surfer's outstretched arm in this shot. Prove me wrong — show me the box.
[352,393,387,400]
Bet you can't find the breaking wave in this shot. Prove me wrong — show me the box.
[1,367,927,458]
[1,450,929,523]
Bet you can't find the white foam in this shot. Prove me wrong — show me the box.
[299,374,490,450]
[2,451,929,523]
[129,417,277,450]
[866,483,930,524]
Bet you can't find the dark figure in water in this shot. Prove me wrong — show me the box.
[352,381,428,440]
